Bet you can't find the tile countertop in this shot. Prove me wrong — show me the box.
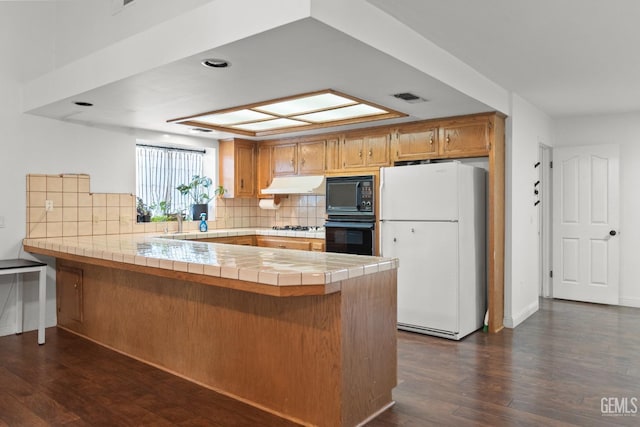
[22,228,397,287]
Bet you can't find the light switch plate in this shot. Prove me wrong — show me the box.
[45,200,54,211]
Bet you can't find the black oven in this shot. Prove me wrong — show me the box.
[325,175,376,256]
[325,220,375,256]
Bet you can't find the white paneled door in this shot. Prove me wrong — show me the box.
[552,145,620,304]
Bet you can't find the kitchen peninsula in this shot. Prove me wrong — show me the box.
[23,231,398,427]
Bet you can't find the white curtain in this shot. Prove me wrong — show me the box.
[136,145,204,215]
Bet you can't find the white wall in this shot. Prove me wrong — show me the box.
[0,2,218,338]
[504,94,553,327]
[554,112,640,308]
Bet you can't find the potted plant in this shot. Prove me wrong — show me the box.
[177,175,213,220]
[214,185,226,199]
[150,200,174,222]
[136,197,152,223]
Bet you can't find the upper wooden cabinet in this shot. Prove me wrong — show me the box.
[342,132,391,169]
[439,116,491,157]
[298,141,325,175]
[272,143,297,176]
[325,138,341,172]
[392,124,439,162]
[219,138,256,198]
[256,145,273,199]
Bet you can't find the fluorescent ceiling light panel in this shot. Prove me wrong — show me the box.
[255,93,356,116]
[197,109,274,125]
[293,104,387,123]
[232,118,306,131]
[168,89,406,137]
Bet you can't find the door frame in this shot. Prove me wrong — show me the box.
[539,144,552,297]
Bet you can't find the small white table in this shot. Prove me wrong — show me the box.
[0,259,48,344]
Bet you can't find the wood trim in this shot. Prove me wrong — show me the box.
[487,115,505,333]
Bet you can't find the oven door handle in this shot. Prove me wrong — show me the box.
[324,221,375,230]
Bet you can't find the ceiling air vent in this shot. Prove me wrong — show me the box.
[123,0,135,5]
[393,92,428,104]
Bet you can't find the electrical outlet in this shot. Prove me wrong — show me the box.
[45,200,54,212]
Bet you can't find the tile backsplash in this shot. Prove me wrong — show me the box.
[26,174,327,239]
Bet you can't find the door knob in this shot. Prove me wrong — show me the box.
[609,230,617,236]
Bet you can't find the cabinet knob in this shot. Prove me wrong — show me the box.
[429,137,434,145]
[368,150,372,157]
[358,150,362,158]
[74,282,78,289]
[446,135,450,143]
[240,179,244,189]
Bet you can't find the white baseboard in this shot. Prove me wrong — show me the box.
[503,300,539,328]
[620,297,640,308]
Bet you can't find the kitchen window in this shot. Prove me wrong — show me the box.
[136,144,206,221]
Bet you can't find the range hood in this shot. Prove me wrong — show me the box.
[261,175,325,195]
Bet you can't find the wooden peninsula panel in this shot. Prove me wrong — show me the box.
[55,259,397,427]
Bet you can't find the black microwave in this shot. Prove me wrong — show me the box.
[326,175,375,217]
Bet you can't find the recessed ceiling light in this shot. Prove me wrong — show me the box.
[167,89,406,137]
[74,101,93,107]
[201,58,230,69]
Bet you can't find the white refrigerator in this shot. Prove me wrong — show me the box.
[380,162,486,340]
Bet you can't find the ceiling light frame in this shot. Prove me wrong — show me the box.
[167,89,406,137]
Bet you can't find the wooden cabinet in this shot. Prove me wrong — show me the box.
[256,145,273,198]
[342,132,390,169]
[325,138,341,171]
[310,240,325,252]
[219,139,256,198]
[273,143,297,176]
[200,235,256,245]
[439,116,491,157]
[57,264,83,327]
[392,124,439,162]
[256,236,325,251]
[298,141,325,175]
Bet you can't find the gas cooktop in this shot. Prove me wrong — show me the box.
[271,225,323,232]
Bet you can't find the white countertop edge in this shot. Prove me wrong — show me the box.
[23,229,397,287]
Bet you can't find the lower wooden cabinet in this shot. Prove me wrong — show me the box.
[200,235,256,246]
[56,264,83,327]
[199,235,325,252]
[256,236,324,251]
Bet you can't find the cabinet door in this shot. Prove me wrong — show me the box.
[440,118,490,157]
[257,145,273,198]
[273,144,297,176]
[236,142,255,197]
[394,126,438,161]
[342,137,366,169]
[325,138,341,171]
[298,141,325,175]
[256,236,312,251]
[365,134,390,167]
[57,264,83,327]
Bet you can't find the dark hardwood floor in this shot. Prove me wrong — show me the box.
[1,298,639,426]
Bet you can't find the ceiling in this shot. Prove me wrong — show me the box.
[370,0,640,117]
[27,1,640,140]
